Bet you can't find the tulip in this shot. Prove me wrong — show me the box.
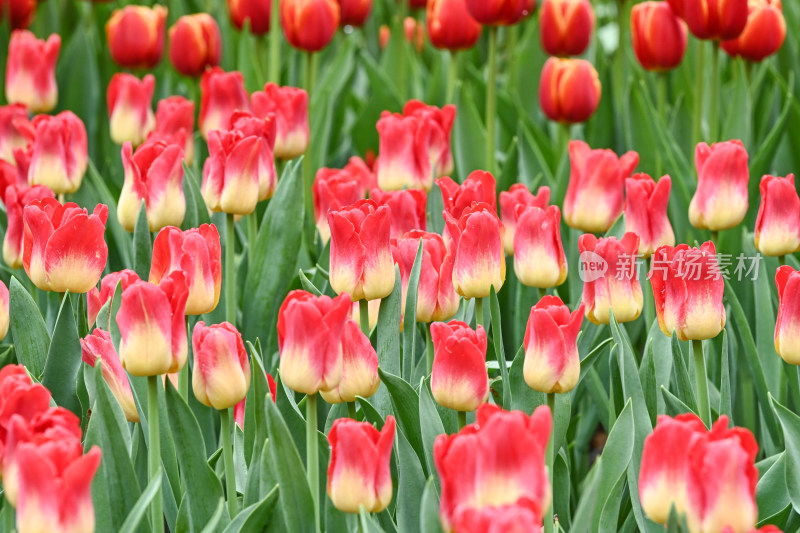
[3,184,55,269]
[228,0,272,34]
[87,270,141,328]
[106,5,167,69]
[22,199,108,294]
[0,366,52,461]
[452,505,543,533]
[564,140,639,233]
[683,0,748,41]
[434,404,551,531]
[313,157,375,243]
[320,319,380,403]
[392,231,459,323]
[0,281,7,341]
[650,242,726,340]
[775,266,800,365]
[251,83,310,160]
[579,233,643,325]
[154,96,195,165]
[404,100,456,178]
[375,112,432,190]
[427,0,482,51]
[0,104,34,165]
[438,170,497,221]
[107,73,156,147]
[150,224,222,316]
[539,57,601,124]
[81,329,139,422]
[27,111,89,195]
[337,0,372,26]
[689,140,749,232]
[234,373,277,429]
[514,205,568,289]
[444,202,505,299]
[370,188,427,239]
[199,67,250,139]
[754,175,800,257]
[228,111,279,201]
[116,274,189,376]
[667,0,684,16]
[404,17,427,53]
[721,0,785,62]
[192,322,251,410]
[281,0,341,52]
[539,0,594,56]
[499,184,550,255]
[430,321,489,412]
[5,30,60,113]
[465,0,534,25]
[168,14,222,77]
[327,416,395,513]
[631,2,688,71]
[277,290,351,395]
[328,199,395,301]
[0,0,36,29]
[624,174,675,258]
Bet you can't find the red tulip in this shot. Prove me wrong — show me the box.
[277,290,351,395]
[228,0,272,34]
[81,329,139,422]
[523,296,583,394]
[251,83,309,160]
[375,112,432,191]
[327,416,395,513]
[650,242,726,341]
[154,96,196,165]
[320,319,380,403]
[0,104,34,165]
[465,0,534,25]
[234,373,277,429]
[192,321,251,410]
[438,170,497,221]
[539,0,594,56]
[624,174,675,258]
[452,504,543,533]
[667,0,684,16]
[150,224,222,316]
[5,30,60,113]
[107,73,156,147]
[106,5,166,69]
[199,67,250,139]
[27,111,88,195]
[168,14,222,77]
[0,281,7,342]
[631,2,688,71]
[775,265,800,365]
[434,404,551,531]
[281,0,341,52]
[431,320,489,412]
[404,100,456,178]
[427,0,482,51]
[539,57,601,124]
[3,184,55,270]
[722,0,785,61]
[564,140,639,233]
[499,183,550,255]
[407,0,427,7]
[87,269,141,328]
[404,17,427,52]
[579,233,643,325]
[201,128,268,215]
[753,174,800,257]
[689,140,749,231]
[370,188,427,239]
[313,157,375,242]
[683,0,748,40]
[0,365,52,476]
[0,0,37,29]
[514,205,567,289]
[228,111,279,201]
[337,0,372,26]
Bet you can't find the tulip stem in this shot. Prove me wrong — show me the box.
[457,410,467,430]
[693,43,706,146]
[179,317,190,400]
[656,73,667,176]
[359,299,370,337]
[347,401,357,419]
[486,26,498,175]
[397,0,408,101]
[247,212,258,268]
[779,255,787,267]
[474,297,484,332]
[709,42,720,143]
[225,213,236,325]
[446,51,458,104]
[268,0,281,83]
[538,288,547,301]
[303,52,318,252]
[545,392,556,533]
[306,393,320,529]
[692,339,711,427]
[425,323,434,374]
[147,375,164,533]
[220,407,238,518]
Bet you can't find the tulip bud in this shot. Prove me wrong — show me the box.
[523,296,583,394]
[229,111,279,201]
[404,100,456,178]
[201,128,267,215]
[27,111,89,195]
[683,0,748,40]
[514,205,568,289]
[87,269,141,328]
[579,233,643,325]
[251,83,310,160]
[199,67,250,139]
[631,2,688,71]
[752,174,800,257]
[277,290,352,395]
[0,104,34,165]
[168,14,222,77]
[228,0,272,34]
[438,170,497,221]
[320,320,380,403]
[689,140,750,231]
[370,188,427,239]
[721,0,785,62]
[564,140,639,233]
[666,0,684,16]
[107,73,156,147]
[116,274,189,376]
[624,174,675,258]
[539,57,601,124]
[539,0,594,56]
[499,184,550,255]
[328,199,395,301]
[465,0,534,25]
[0,0,36,29]
[191,321,251,410]
[281,0,341,52]
[327,416,395,513]
[427,0,482,51]
[5,30,60,114]
[150,224,222,316]
[431,321,489,412]
[775,266,800,365]
[106,5,167,69]
[375,112,432,191]
[0,281,8,342]
[650,242,726,340]
[23,199,109,293]
[337,0,372,26]
[154,96,196,165]
[313,158,375,243]
[0,366,52,452]
[3,184,55,269]
[404,17,427,53]
[81,329,139,422]
[444,202,505,299]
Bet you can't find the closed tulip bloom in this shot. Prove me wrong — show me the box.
[27,111,89,195]
[192,321,251,410]
[539,0,594,56]
[754,175,800,257]
[199,67,249,139]
[721,0,785,61]
[427,0,482,51]
[228,0,272,34]
[523,296,583,394]
[370,188,427,239]
[435,404,551,532]
[438,170,497,221]
[631,2,688,71]
[327,416,395,513]
[683,0,748,40]
[154,96,195,165]
[228,111,279,201]
[168,14,222,77]
[514,205,567,289]
[281,0,341,52]
[5,31,60,113]
[313,158,375,242]
[539,57,601,124]
[499,184,550,254]
[201,129,267,215]
[452,505,543,533]
[0,281,7,341]
[107,73,156,147]
[338,0,372,26]
[624,174,675,258]
[775,266,800,364]
[106,5,166,69]
[321,319,380,403]
[444,202,505,299]
[667,0,684,16]
[251,83,309,160]
[81,329,139,422]
[3,184,55,269]
[689,140,749,231]
[0,366,52,469]
[116,273,189,376]
[328,199,395,301]
[404,100,457,178]
[564,140,639,233]
[403,16,427,53]
[579,233,643,325]
[150,224,221,316]
[465,0,533,25]
[22,199,108,293]
[650,242,726,340]
[277,290,351,395]
[376,112,432,190]
[0,0,37,29]
[87,270,141,328]
[0,104,34,165]
[431,321,489,412]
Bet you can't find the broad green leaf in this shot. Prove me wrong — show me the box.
[452,88,487,180]
[9,277,50,378]
[756,452,790,522]
[378,369,426,475]
[396,429,426,533]
[402,241,423,381]
[119,474,162,533]
[42,292,82,415]
[489,286,511,408]
[222,486,280,533]
[593,400,634,532]
[420,477,443,533]
[418,378,446,489]
[771,395,800,514]
[133,202,152,281]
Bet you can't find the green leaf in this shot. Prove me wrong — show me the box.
[9,277,50,378]
[133,202,152,280]
[243,342,271,466]
[396,429,426,533]
[719,329,733,419]
[489,286,511,408]
[359,507,386,533]
[593,400,634,532]
[418,378,446,486]
[670,335,697,412]
[378,369,426,475]
[570,458,602,532]
[181,162,211,231]
[222,486,280,533]
[377,266,402,376]
[42,292,82,415]
[756,452,790,522]
[771,395,800,514]
[419,477,443,533]
[749,70,794,179]
[402,241,423,381]
[86,161,133,267]
[298,269,323,296]
[452,89,487,180]
[119,473,162,533]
